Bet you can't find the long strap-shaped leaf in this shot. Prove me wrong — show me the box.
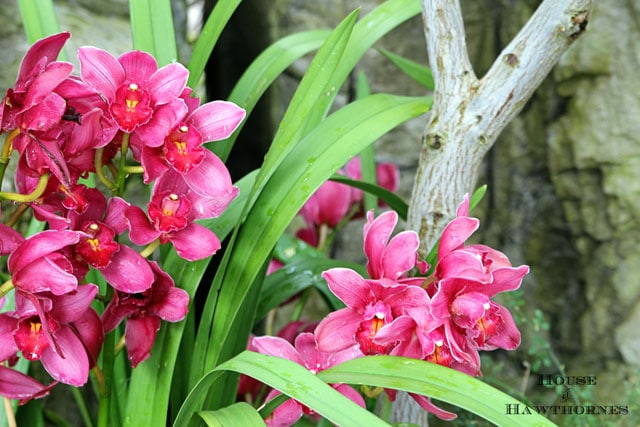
[130,0,177,65]
[318,356,557,427]
[300,0,421,136]
[187,0,243,88]
[174,351,388,427]
[209,29,331,162]
[16,0,62,44]
[195,94,431,411]
[239,9,360,221]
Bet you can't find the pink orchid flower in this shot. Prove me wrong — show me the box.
[8,230,82,295]
[425,195,529,369]
[252,332,364,427]
[314,268,429,355]
[101,261,189,367]
[67,189,155,293]
[78,46,188,140]
[138,88,246,185]
[2,32,72,134]
[122,166,237,261]
[363,209,427,284]
[0,285,100,387]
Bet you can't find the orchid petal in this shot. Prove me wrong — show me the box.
[188,101,246,142]
[182,151,236,200]
[118,50,158,84]
[410,393,457,421]
[170,223,221,261]
[125,316,161,367]
[0,366,55,404]
[17,32,70,88]
[149,286,189,322]
[321,268,371,309]
[78,47,124,100]
[252,336,305,366]
[364,210,397,279]
[49,285,98,322]
[100,246,154,293]
[381,230,420,279]
[314,308,361,353]
[265,392,303,427]
[41,326,89,387]
[124,205,160,245]
[148,63,189,105]
[134,99,187,147]
[13,256,77,295]
[437,216,479,260]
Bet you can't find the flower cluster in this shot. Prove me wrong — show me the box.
[253,196,528,424]
[0,32,244,401]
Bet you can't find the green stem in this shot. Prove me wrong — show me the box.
[115,133,130,196]
[0,173,49,203]
[0,129,19,186]
[94,148,117,192]
[139,238,161,258]
[0,280,14,299]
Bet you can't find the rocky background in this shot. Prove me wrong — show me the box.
[1,0,639,424]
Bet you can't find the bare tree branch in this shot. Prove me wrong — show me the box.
[407,0,595,254]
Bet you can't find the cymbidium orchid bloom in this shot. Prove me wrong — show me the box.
[0,285,101,387]
[363,209,428,284]
[68,189,154,293]
[1,32,72,135]
[122,167,237,260]
[252,332,364,427]
[314,268,429,355]
[8,229,82,295]
[426,195,529,368]
[101,261,189,367]
[78,46,188,140]
[138,90,246,185]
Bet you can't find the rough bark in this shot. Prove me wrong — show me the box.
[407,0,595,252]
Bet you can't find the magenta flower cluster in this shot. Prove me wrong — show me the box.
[0,32,244,402]
[253,196,529,424]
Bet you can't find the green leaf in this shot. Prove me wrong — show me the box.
[256,257,366,323]
[244,9,360,214]
[129,0,177,65]
[187,0,243,88]
[199,403,264,427]
[197,94,431,411]
[354,71,378,213]
[378,48,434,90]
[178,351,388,427]
[209,29,331,162]
[16,0,63,47]
[318,356,557,427]
[329,175,409,220]
[300,0,422,133]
